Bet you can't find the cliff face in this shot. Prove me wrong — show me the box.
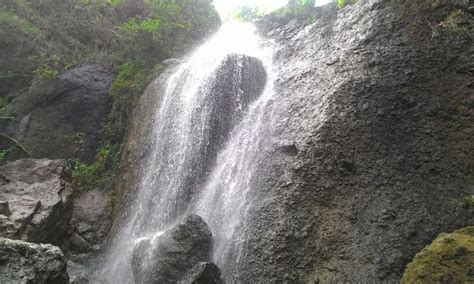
[104,0,473,282]
[231,0,473,282]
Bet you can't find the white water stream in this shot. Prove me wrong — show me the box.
[99,22,277,282]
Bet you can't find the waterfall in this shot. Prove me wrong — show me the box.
[98,22,277,282]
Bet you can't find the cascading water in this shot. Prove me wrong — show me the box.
[98,21,278,282]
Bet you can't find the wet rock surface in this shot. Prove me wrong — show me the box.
[131,215,214,283]
[4,64,113,163]
[69,187,112,252]
[0,158,73,245]
[227,0,474,282]
[181,262,224,284]
[0,237,69,283]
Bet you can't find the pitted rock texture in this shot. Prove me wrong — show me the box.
[131,215,213,283]
[223,0,474,282]
[0,237,69,283]
[4,64,113,163]
[0,158,73,245]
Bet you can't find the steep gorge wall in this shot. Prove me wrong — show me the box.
[230,0,473,282]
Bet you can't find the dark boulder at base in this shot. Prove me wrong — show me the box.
[0,237,69,283]
[131,215,213,283]
[0,158,73,245]
[181,262,224,284]
[3,64,114,163]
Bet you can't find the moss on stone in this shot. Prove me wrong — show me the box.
[401,226,474,284]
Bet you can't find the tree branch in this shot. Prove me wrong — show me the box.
[0,133,31,157]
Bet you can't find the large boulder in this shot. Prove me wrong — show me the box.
[131,215,213,283]
[401,226,474,283]
[181,262,224,284]
[0,158,73,245]
[0,237,69,283]
[196,53,267,172]
[3,64,114,163]
[69,187,112,252]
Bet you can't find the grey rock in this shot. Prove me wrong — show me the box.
[0,201,12,216]
[4,64,114,163]
[70,187,112,250]
[69,232,90,252]
[132,215,212,283]
[228,0,474,282]
[0,237,69,283]
[180,262,224,284]
[162,58,182,66]
[277,144,299,156]
[0,158,73,245]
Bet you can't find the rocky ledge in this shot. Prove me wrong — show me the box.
[0,158,73,245]
[0,237,69,283]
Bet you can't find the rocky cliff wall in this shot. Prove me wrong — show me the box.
[231,0,474,282]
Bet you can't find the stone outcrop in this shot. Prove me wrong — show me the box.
[131,215,214,283]
[401,226,474,283]
[3,64,113,163]
[69,187,112,252]
[220,0,474,282]
[181,262,224,284]
[0,237,69,283]
[0,158,73,245]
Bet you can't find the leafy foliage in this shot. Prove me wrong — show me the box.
[465,195,474,208]
[102,61,148,145]
[336,0,357,9]
[233,5,263,22]
[1,0,220,204]
[71,147,111,192]
[431,10,469,38]
[0,148,10,162]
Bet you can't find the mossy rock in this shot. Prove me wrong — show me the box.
[401,226,474,284]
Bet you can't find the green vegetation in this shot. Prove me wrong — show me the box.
[336,0,357,9]
[263,0,358,25]
[0,0,220,198]
[0,148,9,162]
[0,9,42,36]
[233,5,263,22]
[0,0,220,213]
[464,195,474,208]
[71,147,112,192]
[431,9,469,38]
[33,65,59,80]
[269,0,316,21]
[102,61,148,146]
[0,0,219,165]
[0,97,9,119]
[401,227,474,283]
